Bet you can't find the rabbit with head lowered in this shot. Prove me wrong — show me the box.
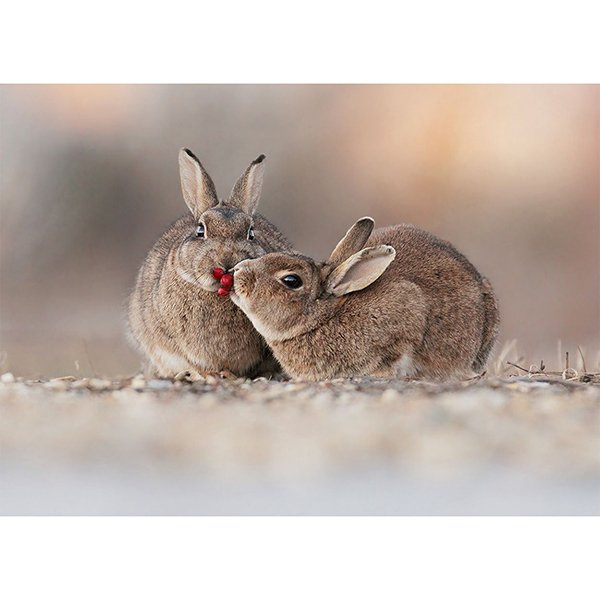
[127,149,292,378]
[230,217,499,381]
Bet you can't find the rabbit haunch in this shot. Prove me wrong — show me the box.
[127,149,292,378]
[231,217,499,381]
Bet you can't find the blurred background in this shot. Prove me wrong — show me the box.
[1,85,598,376]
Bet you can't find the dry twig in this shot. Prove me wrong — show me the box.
[577,346,588,374]
[506,361,530,374]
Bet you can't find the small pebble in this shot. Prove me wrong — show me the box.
[131,377,146,389]
[88,378,112,391]
[1,372,15,383]
[71,378,90,389]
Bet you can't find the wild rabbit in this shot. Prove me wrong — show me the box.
[128,149,292,378]
[231,217,499,381]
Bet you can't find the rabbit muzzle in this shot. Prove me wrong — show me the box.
[230,260,257,300]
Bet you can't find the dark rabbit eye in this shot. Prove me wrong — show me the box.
[195,223,205,238]
[247,226,255,241]
[281,274,303,289]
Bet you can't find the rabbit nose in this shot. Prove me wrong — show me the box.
[220,259,236,272]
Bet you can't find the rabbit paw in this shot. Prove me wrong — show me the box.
[174,369,239,382]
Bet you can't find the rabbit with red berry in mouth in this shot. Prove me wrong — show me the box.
[231,217,499,381]
[128,149,292,378]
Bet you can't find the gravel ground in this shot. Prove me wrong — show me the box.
[1,372,599,515]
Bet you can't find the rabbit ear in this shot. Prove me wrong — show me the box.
[328,217,375,266]
[226,154,266,214]
[326,245,396,297]
[178,148,219,218]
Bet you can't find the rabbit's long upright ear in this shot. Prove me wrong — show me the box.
[326,245,396,297]
[328,217,375,266]
[226,154,266,214]
[179,148,219,219]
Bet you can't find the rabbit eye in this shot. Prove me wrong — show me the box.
[247,226,255,241]
[281,274,303,289]
[195,223,206,238]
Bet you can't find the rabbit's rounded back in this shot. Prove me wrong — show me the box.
[127,149,292,378]
[232,218,498,381]
[369,224,499,379]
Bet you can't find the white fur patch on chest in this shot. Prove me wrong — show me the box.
[153,348,191,373]
[395,354,416,378]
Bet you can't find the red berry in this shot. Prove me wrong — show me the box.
[220,273,234,289]
[212,267,225,280]
[217,287,229,297]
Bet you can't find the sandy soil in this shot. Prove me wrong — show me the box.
[1,373,599,515]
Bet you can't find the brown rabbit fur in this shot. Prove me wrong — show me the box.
[231,218,499,381]
[128,149,292,378]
